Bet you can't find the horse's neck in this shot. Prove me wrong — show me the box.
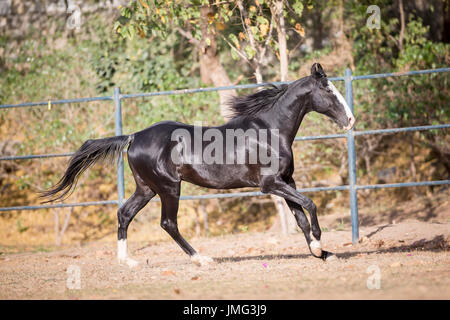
[261,85,309,143]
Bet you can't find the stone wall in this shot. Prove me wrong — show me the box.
[0,0,127,36]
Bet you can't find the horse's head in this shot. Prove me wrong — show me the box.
[309,63,355,131]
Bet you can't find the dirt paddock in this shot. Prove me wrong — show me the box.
[0,218,448,300]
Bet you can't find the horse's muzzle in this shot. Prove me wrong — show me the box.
[343,116,355,131]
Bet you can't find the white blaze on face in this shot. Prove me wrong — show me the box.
[327,80,355,130]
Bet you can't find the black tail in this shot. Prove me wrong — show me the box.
[40,135,132,203]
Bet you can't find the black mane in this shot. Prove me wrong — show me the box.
[228,84,290,118]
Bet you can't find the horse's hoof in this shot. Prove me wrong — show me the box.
[118,257,140,268]
[310,239,323,258]
[322,251,338,262]
[191,254,214,267]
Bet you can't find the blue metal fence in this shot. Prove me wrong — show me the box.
[1,67,449,244]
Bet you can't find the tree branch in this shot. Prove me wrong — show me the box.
[175,27,201,47]
[236,0,259,54]
[398,0,405,53]
[260,15,275,62]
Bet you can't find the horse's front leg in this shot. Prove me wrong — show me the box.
[284,177,322,257]
[284,197,336,260]
[261,176,335,260]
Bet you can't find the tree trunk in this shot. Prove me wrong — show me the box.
[398,0,405,53]
[274,0,288,81]
[201,200,209,237]
[312,4,324,50]
[269,0,298,234]
[54,207,72,246]
[443,0,450,42]
[194,206,201,237]
[254,64,263,84]
[236,1,266,84]
[199,6,236,121]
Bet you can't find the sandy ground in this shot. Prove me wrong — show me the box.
[0,217,448,300]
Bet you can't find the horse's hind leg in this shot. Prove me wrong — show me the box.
[159,189,213,266]
[117,183,155,267]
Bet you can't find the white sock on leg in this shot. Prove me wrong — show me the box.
[117,239,139,268]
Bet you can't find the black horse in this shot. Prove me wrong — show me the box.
[42,63,355,267]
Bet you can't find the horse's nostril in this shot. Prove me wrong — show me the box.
[344,117,355,131]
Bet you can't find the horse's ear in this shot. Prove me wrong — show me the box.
[311,63,326,79]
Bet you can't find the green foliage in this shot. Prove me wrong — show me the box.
[115,1,309,81]
[115,0,211,40]
[88,27,221,130]
[91,33,189,93]
[223,0,308,74]
[350,2,449,133]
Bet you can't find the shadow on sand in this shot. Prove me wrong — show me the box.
[213,234,447,263]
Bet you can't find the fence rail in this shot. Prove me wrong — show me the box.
[1,67,449,243]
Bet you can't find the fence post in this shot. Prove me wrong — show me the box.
[345,68,359,244]
[114,87,125,207]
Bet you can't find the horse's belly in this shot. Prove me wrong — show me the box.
[179,164,260,189]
